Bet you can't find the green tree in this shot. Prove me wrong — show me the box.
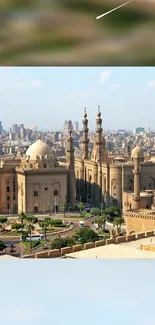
[90,208,101,217]
[25,215,38,224]
[96,214,107,231]
[78,202,85,216]
[0,217,7,223]
[11,223,22,230]
[26,224,35,250]
[19,212,26,238]
[0,240,6,251]
[114,216,124,234]
[51,236,76,249]
[41,220,49,240]
[73,228,98,244]
[61,200,67,217]
[104,206,122,221]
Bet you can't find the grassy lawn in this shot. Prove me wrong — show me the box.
[21,240,46,250]
[37,228,63,234]
[64,215,81,219]
[98,231,110,239]
[6,231,22,236]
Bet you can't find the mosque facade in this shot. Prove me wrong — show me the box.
[75,109,155,211]
[0,134,75,214]
[1,108,155,217]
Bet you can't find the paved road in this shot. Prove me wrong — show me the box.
[1,219,93,256]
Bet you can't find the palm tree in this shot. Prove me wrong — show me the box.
[19,212,26,238]
[113,216,124,234]
[26,224,35,250]
[78,202,85,216]
[42,220,49,240]
[96,215,107,232]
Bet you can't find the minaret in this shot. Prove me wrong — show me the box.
[66,130,75,209]
[131,145,144,208]
[81,108,89,160]
[66,130,74,169]
[133,158,141,201]
[95,106,103,163]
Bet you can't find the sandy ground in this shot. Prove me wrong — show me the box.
[65,236,155,259]
[0,0,155,65]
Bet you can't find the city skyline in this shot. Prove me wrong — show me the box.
[0,67,155,130]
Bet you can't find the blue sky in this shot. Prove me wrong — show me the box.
[1,260,155,325]
[0,67,155,131]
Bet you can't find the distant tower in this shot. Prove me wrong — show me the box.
[131,145,144,208]
[81,108,89,160]
[95,106,103,163]
[91,107,108,163]
[66,130,75,209]
[66,130,74,169]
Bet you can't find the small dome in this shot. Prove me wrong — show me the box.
[26,139,56,161]
[131,145,144,159]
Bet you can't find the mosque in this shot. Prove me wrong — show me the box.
[1,108,155,229]
[0,132,75,214]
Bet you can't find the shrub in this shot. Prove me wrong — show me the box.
[0,240,6,251]
[0,217,7,223]
[51,236,76,249]
[73,228,99,244]
[26,216,38,224]
[11,223,22,230]
[49,219,63,227]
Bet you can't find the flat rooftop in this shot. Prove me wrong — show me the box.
[65,237,155,259]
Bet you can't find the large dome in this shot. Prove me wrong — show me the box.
[26,139,56,161]
[131,145,144,159]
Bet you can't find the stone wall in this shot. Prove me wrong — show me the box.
[126,210,155,233]
[22,230,155,258]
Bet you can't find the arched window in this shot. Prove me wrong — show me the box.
[128,180,133,192]
[54,189,58,196]
[43,163,47,168]
[34,189,38,197]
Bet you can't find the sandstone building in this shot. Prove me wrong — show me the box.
[0,134,75,214]
[1,108,155,219]
[75,108,155,210]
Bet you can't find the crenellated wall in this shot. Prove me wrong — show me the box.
[22,229,155,258]
[126,209,155,233]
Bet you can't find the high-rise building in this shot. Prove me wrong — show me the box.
[0,121,2,134]
[63,120,73,139]
[133,127,145,134]
[12,124,18,134]
[73,121,79,132]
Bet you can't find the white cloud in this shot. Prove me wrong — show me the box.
[0,77,41,90]
[148,80,155,88]
[100,70,111,84]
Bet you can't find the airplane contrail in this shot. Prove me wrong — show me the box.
[96,0,134,20]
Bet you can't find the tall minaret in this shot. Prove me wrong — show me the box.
[81,108,89,160]
[133,158,141,201]
[131,145,144,208]
[66,130,75,208]
[66,130,74,169]
[95,106,103,163]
